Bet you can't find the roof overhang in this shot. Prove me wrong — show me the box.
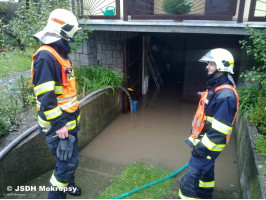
[79,19,266,35]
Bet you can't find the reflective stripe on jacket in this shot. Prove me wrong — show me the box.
[32,45,79,113]
[191,84,239,143]
[31,44,80,134]
[187,83,239,159]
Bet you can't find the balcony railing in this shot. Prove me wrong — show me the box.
[248,0,266,21]
[72,0,120,19]
[73,0,266,23]
[128,0,237,21]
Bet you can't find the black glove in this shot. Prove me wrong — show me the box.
[56,134,76,161]
[191,149,202,158]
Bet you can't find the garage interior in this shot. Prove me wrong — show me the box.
[123,32,246,111]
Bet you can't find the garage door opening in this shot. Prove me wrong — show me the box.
[123,33,244,112]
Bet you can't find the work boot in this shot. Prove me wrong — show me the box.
[68,184,81,196]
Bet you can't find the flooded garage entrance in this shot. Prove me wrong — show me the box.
[80,85,240,198]
[79,33,243,198]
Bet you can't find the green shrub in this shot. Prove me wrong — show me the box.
[237,87,258,119]
[254,135,266,157]
[0,1,18,24]
[0,117,10,136]
[75,65,124,97]
[162,0,193,15]
[250,94,266,134]
[6,0,70,50]
[0,88,22,126]
[0,75,35,135]
[238,27,265,158]
[99,162,178,199]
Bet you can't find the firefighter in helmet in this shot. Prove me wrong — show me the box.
[178,48,239,199]
[31,9,82,199]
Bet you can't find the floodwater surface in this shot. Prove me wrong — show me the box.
[80,86,239,193]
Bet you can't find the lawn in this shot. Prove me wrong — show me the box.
[0,48,34,78]
[99,162,179,199]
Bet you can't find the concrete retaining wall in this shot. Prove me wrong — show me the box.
[234,115,266,199]
[0,89,122,197]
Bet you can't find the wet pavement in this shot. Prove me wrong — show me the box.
[1,86,240,199]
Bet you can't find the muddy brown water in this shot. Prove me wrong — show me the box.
[80,86,240,192]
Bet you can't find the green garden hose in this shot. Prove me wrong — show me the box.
[113,162,189,199]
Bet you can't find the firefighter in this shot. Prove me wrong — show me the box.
[31,9,82,199]
[178,48,239,199]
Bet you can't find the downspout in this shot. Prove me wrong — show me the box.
[0,86,132,161]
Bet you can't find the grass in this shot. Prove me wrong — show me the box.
[254,134,266,157]
[0,48,34,78]
[99,162,178,199]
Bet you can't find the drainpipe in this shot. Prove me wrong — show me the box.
[0,86,132,161]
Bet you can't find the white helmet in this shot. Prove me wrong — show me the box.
[199,48,234,74]
[34,9,81,44]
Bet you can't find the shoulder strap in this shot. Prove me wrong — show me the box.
[215,84,239,124]
[33,45,70,67]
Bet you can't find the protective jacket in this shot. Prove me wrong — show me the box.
[31,41,80,135]
[186,74,239,160]
[179,74,239,199]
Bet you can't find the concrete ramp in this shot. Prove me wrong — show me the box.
[2,154,240,199]
[2,156,126,199]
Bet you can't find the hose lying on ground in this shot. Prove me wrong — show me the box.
[113,162,189,199]
[0,86,132,161]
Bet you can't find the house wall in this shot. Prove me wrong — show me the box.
[71,31,140,71]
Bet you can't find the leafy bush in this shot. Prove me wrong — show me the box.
[0,86,22,127]
[99,162,177,199]
[238,27,266,134]
[75,65,124,97]
[0,1,18,24]
[0,117,10,136]
[4,0,89,53]
[250,94,266,134]
[0,75,35,135]
[162,0,193,15]
[238,27,265,157]
[6,0,70,50]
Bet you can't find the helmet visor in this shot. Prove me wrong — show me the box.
[199,51,215,63]
[33,30,61,44]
